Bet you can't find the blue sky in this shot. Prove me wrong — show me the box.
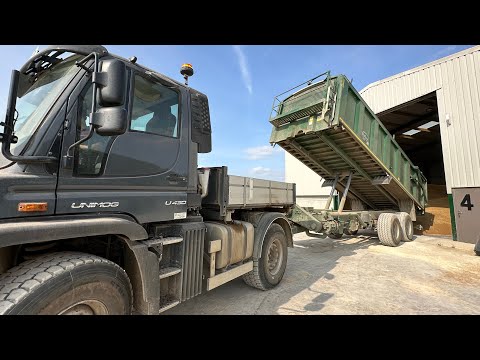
[0,45,472,180]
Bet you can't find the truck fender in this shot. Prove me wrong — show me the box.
[0,214,159,314]
[0,215,148,247]
[247,212,293,260]
[122,238,160,315]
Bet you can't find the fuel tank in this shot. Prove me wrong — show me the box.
[204,221,254,269]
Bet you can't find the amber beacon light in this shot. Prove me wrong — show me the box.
[180,63,194,86]
[18,202,48,212]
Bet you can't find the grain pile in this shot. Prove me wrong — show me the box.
[415,184,452,236]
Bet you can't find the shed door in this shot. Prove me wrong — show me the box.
[453,187,480,244]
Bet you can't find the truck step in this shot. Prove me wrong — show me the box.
[158,300,180,314]
[160,237,183,245]
[159,266,182,279]
[143,237,183,248]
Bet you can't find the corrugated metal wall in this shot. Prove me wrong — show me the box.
[360,46,480,193]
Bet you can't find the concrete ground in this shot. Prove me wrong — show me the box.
[165,231,480,315]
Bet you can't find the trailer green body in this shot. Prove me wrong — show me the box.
[270,74,428,213]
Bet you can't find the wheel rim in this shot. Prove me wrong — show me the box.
[58,300,109,315]
[267,238,284,276]
[393,221,400,241]
[406,220,413,238]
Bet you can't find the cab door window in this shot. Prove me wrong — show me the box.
[130,74,179,138]
[73,83,112,176]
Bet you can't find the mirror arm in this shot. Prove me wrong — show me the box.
[2,142,58,164]
[63,52,101,169]
[65,125,94,160]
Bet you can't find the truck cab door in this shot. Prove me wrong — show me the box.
[56,69,190,224]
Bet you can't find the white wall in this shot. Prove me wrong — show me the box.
[285,152,332,209]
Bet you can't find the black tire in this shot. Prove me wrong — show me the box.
[377,213,402,247]
[475,250,480,256]
[0,252,132,315]
[328,233,343,239]
[397,212,414,241]
[243,223,288,291]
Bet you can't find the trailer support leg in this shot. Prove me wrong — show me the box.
[338,171,353,214]
[324,174,339,210]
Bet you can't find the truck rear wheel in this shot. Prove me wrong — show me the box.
[397,212,414,241]
[377,213,402,247]
[0,252,132,315]
[243,223,288,290]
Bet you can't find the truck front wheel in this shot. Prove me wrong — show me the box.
[243,223,288,291]
[0,252,132,315]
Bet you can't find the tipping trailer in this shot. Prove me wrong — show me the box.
[270,72,428,245]
[0,45,296,315]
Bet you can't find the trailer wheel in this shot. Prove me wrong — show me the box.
[397,212,414,241]
[377,213,402,247]
[0,252,132,315]
[243,223,288,290]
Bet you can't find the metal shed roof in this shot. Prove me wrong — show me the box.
[359,45,480,192]
[361,45,480,97]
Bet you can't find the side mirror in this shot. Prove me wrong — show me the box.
[96,59,126,107]
[92,107,128,136]
[91,59,128,136]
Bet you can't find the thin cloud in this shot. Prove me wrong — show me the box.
[233,45,253,95]
[251,166,272,176]
[433,45,457,59]
[249,166,284,181]
[244,145,282,160]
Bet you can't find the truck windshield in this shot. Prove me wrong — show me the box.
[10,54,82,155]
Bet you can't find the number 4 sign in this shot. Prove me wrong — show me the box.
[460,194,474,211]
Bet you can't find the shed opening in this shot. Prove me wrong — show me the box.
[376,92,451,236]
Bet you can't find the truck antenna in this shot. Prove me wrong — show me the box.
[180,63,194,86]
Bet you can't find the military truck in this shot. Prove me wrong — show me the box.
[0,46,427,315]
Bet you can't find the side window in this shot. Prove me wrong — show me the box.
[130,74,179,138]
[74,83,112,176]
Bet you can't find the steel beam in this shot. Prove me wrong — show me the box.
[317,132,399,207]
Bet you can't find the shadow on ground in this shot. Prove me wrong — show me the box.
[166,230,384,315]
[276,231,380,314]
[165,229,480,315]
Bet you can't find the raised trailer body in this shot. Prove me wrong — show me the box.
[270,73,428,218]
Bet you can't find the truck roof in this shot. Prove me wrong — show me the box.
[21,45,202,95]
